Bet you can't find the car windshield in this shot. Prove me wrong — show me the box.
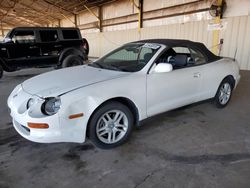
[88,43,160,72]
[2,30,13,43]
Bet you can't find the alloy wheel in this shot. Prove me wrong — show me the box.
[96,110,128,144]
[219,82,231,105]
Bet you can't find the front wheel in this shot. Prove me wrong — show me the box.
[89,102,134,149]
[214,79,233,108]
[62,55,84,68]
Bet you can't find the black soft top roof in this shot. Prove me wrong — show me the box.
[132,39,221,62]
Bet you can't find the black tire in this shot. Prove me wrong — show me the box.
[214,78,233,108]
[89,101,134,149]
[61,55,83,68]
[0,64,3,79]
[82,38,89,55]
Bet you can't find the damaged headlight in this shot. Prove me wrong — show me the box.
[41,97,61,116]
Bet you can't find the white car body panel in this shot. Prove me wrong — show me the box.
[21,65,130,97]
[198,58,240,101]
[7,42,241,144]
[147,65,202,116]
[8,68,147,143]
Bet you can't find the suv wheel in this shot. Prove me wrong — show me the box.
[0,64,3,79]
[62,55,83,68]
[89,102,134,149]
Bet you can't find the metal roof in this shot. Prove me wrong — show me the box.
[0,0,115,29]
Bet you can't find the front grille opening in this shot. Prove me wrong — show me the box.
[21,125,30,133]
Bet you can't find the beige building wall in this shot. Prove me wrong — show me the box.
[84,15,250,70]
[1,0,250,70]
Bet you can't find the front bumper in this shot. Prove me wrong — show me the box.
[12,115,62,143]
[8,85,87,143]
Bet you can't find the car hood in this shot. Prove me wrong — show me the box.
[21,65,130,97]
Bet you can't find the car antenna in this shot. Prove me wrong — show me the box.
[233,48,238,61]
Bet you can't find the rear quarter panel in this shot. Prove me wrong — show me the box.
[199,58,240,100]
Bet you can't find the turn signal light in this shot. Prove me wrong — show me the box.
[69,113,84,119]
[28,122,49,129]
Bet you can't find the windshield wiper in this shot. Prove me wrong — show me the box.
[89,62,130,72]
[95,62,105,68]
[105,64,122,71]
[88,62,105,68]
[94,63,121,71]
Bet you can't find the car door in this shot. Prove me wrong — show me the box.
[38,29,61,66]
[146,46,203,117]
[188,47,213,101]
[5,29,40,67]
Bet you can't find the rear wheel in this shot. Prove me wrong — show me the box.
[62,55,83,68]
[82,38,89,55]
[89,102,134,149]
[214,78,233,108]
[0,64,3,79]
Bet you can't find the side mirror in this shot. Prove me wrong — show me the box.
[154,63,173,73]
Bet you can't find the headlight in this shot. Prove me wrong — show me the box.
[41,97,61,116]
[27,98,35,109]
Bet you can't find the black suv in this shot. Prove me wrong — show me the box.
[0,27,89,78]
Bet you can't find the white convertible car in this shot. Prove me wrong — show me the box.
[8,39,240,149]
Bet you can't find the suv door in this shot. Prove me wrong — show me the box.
[146,46,203,117]
[38,30,61,66]
[5,30,40,67]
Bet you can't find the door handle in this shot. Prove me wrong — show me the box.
[193,72,201,78]
[54,45,62,48]
[29,46,38,49]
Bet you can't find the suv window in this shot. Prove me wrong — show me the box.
[39,30,58,42]
[12,31,35,44]
[62,30,79,39]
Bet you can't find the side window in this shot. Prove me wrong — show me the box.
[172,47,190,54]
[190,48,207,65]
[171,47,191,69]
[62,30,79,39]
[156,47,191,69]
[156,46,207,70]
[156,48,176,64]
[12,31,35,44]
[39,30,58,42]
